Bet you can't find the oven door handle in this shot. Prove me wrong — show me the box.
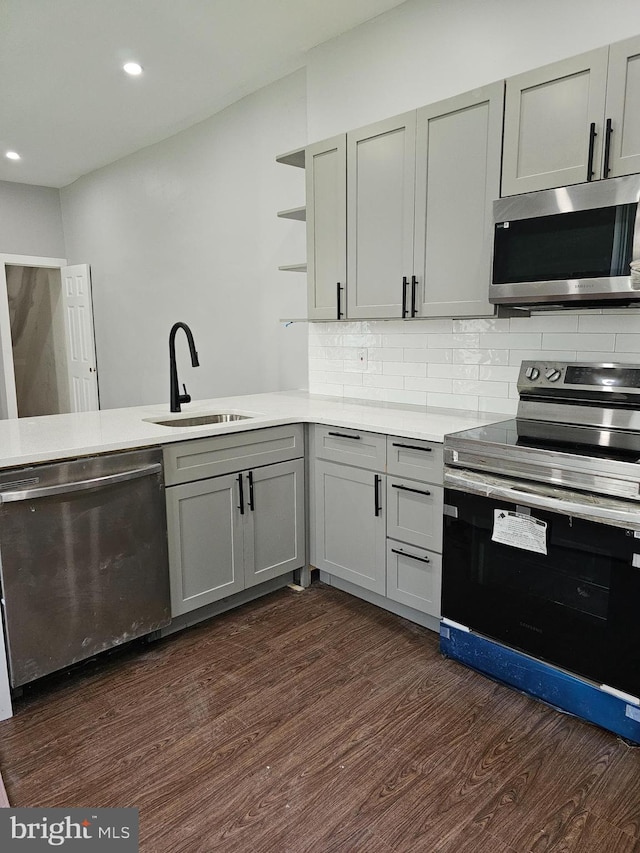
[445,469,640,529]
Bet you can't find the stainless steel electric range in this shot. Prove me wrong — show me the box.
[440,360,640,742]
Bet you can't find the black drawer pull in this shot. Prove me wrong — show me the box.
[391,548,430,565]
[247,470,255,511]
[237,473,245,515]
[328,431,361,440]
[392,442,432,453]
[374,475,382,517]
[392,484,431,497]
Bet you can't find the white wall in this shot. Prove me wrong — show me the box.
[61,70,308,410]
[307,0,640,142]
[306,0,640,410]
[0,181,65,258]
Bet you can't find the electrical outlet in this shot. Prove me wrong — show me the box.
[357,348,368,369]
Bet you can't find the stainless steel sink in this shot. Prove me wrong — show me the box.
[149,413,253,427]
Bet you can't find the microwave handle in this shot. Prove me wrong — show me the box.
[445,469,640,529]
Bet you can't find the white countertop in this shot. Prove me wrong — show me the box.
[0,390,507,470]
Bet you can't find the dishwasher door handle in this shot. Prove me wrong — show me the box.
[0,464,162,503]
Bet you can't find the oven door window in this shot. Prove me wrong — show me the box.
[442,489,640,697]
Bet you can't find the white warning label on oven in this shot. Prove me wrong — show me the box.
[492,510,548,555]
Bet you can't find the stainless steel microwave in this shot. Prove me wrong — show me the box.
[489,174,640,306]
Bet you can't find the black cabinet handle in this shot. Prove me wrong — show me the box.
[392,442,432,453]
[337,282,343,320]
[587,122,597,181]
[411,275,418,317]
[392,483,431,497]
[374,475,382,517]
[237,473,244,515]
[603,118,613,178]
[247,470,255,512]
[391,547,430,565]
[328,431,361,440]
[402,275,408,318]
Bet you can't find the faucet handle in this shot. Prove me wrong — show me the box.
[179,383,191,405]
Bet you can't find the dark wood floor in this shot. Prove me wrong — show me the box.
[1,581,639,852]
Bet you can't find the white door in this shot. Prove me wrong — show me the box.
[61,264,99,412]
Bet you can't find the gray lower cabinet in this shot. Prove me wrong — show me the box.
[243,459,305,589]
[167,459,305,615]
[164,426,305,617]
[385,435,444,620]
[386,541,442,617]
[166,472,245,615]
[386,475,443,553]
[313,459,386,595]
[312,428,445,623]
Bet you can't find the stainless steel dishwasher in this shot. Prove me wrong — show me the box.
[0,447,171,687]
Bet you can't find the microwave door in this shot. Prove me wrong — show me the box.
[489,174,640,305]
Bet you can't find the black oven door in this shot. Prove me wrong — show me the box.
[442,480,640,698]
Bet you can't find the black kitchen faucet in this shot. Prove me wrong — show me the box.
[169,322,200,412]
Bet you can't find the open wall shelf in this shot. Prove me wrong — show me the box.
[275,147,305,168]
[278,263,307,273]
[277,206,306,221]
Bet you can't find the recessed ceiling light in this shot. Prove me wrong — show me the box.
[123,62,143,76]
[5,151,20,160]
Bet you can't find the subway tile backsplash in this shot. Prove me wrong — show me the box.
[307,310,640,415]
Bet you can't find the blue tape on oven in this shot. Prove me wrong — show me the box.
[439,622,640,744]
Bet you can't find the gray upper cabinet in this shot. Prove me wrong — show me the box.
[502,48,609,195]
[501,40,640,195]
[604,35,640,179]
[413,83,503,317]
[306,135,347,320]
[346,112,417,319]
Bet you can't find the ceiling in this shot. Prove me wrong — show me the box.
[0,0,407,188]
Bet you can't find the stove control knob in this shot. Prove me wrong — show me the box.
[545,368,562,382]
[525,366,540,380]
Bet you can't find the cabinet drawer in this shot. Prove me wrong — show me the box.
[386,475,443,552]
[386,541,441,618]
[387,435,443,483]
[164,424,304,486]
[313,424,386,471]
